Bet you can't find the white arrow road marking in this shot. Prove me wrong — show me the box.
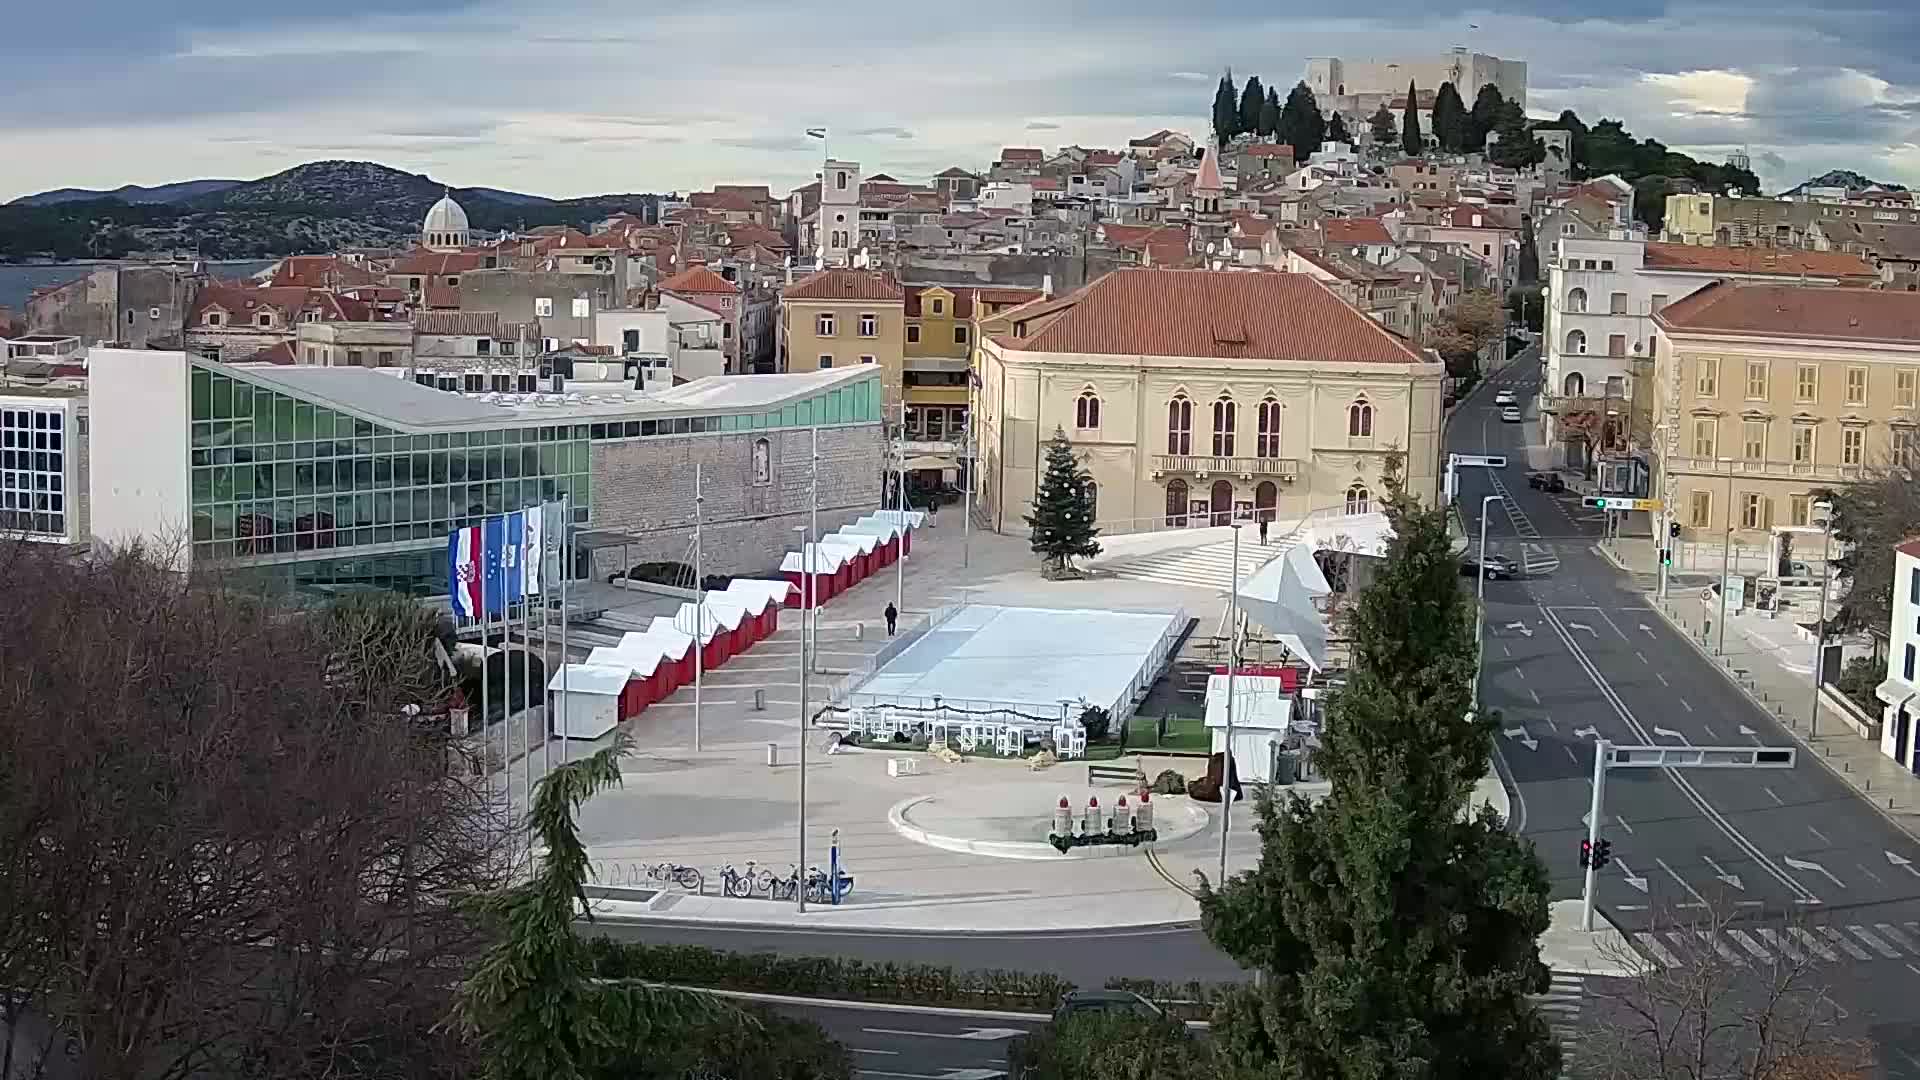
[1739,724,1759,744]
[1638,623,1656,637]
[1573,726,1599,740]
[1503,726,1539,751]
[1504,621,1535,638]
[863,1028,1028,1042]
[1567,621,1596,635]
[1702,855,1746,891]
[1616,858,1650,893]
[1784,856,1846,890]
[1657,857,1711,908]
[1653,726,1688,741]
[1888,851,1920,877]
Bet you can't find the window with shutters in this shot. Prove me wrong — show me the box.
[1741,492,1769,530]
[1689,490,1711,527]
[1691,418,1717,459]
[1843,426,1865,465]
[1846,366,1867,404]
[1745,361,1769,400]
[1695,357,1717,396]
[817,313,836,336]
[1790,494,1811,527]
[1742,420,1766,460]
[1900,369,1918,409]
[1792,424,1815,464]
[858,312,877,337]
[1796,363,1818,403]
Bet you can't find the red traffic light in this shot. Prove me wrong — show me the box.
[1579,839,1592,868]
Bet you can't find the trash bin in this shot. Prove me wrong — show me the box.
[754,687,766,711]
[1272,749,1296,786]
[766,742,778,767]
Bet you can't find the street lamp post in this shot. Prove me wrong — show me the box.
[1717,460,1735,655]
[792,523,812,912]
[1809,501,1833,737]
[1218,521,1242,887]
[1474,494,1504,709]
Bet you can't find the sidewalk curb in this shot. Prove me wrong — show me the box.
[666,984,1051,1021]
[584,911,1206,937]
[1641,594,1920,841]
[1145,846,1199,899]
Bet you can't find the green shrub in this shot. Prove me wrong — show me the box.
[1008,1011,1212,1080]
[1150,769,1188,796]
[1078,704,1112,742]
[610,1003,851,1079]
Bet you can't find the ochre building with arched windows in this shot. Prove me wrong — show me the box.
[974,268,1445,534]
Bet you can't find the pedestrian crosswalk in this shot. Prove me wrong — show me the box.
[1099,534,1301,590]
[1533,972,1586,1079]
[1632,920,1920,968]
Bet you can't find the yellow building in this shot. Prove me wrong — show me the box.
[976,268,1445,534]
[895,284,1046,487]
[778,269,906,407]
[1654,281,1920,558]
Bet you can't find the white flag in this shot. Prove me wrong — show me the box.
[522,504,543,596]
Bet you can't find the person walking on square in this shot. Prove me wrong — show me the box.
[884,602,899,636]
[1258,513,1270,546]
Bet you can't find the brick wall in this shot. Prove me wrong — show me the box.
[588,423,885,578]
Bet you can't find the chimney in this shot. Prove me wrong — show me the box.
[1042,272,1054,297]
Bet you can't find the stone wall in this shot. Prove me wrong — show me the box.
[587,423,885,579]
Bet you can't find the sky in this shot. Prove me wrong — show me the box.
[3,0,1918,203]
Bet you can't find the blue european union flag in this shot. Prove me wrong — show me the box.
[503,510,525,606]
[482,515,507,616]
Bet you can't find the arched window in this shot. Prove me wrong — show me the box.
[1566,329,1587,354]
[1166,396,1192,455]
[1256,397,1282,458]
[1165,478,1189,526]
[1347,397,1373,438]
[1075,390,1101,430]
[1566,287,1588,313]
[1211,396,1236,456]
[1563,372,1585,396]
[1346,483,1371,515]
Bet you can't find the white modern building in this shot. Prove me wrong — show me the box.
[1878,538,1920,773]
[0,387,87,545]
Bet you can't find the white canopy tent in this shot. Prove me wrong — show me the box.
[1236,544,1333,672]
[1204,674,1297,783]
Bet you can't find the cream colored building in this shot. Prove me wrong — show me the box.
[976,268,1445,534]
[778,269,906,408]
[1653,282,1920,559]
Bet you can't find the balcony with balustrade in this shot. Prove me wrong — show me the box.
[1150,454,1300,481]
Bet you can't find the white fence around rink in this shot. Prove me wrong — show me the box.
[820,604,1189,760]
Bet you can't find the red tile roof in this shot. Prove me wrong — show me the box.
[998,147,1044,163]
[251,341,298,365]
[1241,143,1295,160]
[1896,536,1920,560]
[783,269,904,303]
[905,285,972,318]
[1641,242,1877,280]
[1086,151,1123,166]
[388,250,487,275]
[1000,269,1428,363]
[423,285,461,309]
[1654,281,1920,345]
[1321,217,1394,247]
[1195,150,1223,192]
[658,264,740,295]
[270,255,381,289]
[690,190,761,213]
[414,311,500,337]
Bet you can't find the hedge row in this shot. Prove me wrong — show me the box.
[586,938,1075,1011]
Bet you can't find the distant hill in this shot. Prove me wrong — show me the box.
[9,180,243,207]
[1781,169,1908,195]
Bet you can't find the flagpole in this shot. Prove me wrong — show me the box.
[538,512,550,786]
[809,421,819,673]
[694,464,705,754]
[520,525,532,824]
[560,494,571,768]
[894,401,905,616]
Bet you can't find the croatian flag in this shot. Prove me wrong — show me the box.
[482,515,507,617]
[503,510,526,606]
[447,526,483,619]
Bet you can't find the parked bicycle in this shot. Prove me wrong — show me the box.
[718,861,773,898]
[646,862,704,893]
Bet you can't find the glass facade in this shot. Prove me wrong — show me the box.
[187,363,883,594]
[0,405,68,539]
[190,366,591,564]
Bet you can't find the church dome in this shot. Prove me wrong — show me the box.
[423,194,470,235]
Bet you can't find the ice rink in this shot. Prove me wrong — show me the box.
[843,604,1186,721]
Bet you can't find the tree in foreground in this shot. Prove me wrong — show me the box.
[1589,902,1870,1080]
[1024,428,1101,576]
[1467,82,1508,150]
[1197,459,1560,1080]
[1259,86,1281,139]
[454,735,850,1079]
[1011,1011,1213,1079]
[1401,80,1425,156]
[1240,75,1267,140]
[0,544,499,1080]
[1425,289,1509,379]
[1822,461,1920,633]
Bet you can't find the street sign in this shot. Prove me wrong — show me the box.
[1452,455,1508,468]
[1606,744,1795,768]
[1581,496,1662,512]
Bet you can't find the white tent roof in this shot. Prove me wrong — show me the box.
[670,599,745,637]
[1236,547,1331,673]
[1203,674,1294,730]
[641,618,695,656]
[779,543,853,573]
[868,509,926,530]
[723,578,793,608]
[1300,511,1394,558]
[586,645,664,677]
[826,529,880,555]
[840,520,903,542]
[546,663,630,695]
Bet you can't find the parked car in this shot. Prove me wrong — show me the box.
[1500,406,1522,423]
[1527,471,1566,493]
[1051,990,1164,1023]
[1494,389,1517,406]
[1461,552,1520,580]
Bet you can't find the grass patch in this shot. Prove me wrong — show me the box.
[1121,715,1211,754]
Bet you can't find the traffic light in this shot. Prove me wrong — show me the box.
[1669,521,1682,539]
[1592,839,1613,871]
[1660,547,1673,567]
[1579,839,1592,868]
[1582,496,1610,509]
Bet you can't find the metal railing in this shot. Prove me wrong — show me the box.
[1666,455,1868,483]
[1152,454,1301,479]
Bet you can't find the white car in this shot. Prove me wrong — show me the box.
[1500,406,1522,423]
[1494,389,1517,406]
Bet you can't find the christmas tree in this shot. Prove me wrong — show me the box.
[1024,429,1102,575]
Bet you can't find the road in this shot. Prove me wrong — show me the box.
[1457,349,1920,1076]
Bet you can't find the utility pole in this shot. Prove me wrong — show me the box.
[1581,739,1608,931]
[1474,494,1503,710]
[1809,501,1833,738]
[693,463,705,753]
[1218,521,1242,886]
[962,414,973,570]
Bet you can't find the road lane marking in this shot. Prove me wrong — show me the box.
[1636,933,1681,967]
[1501,643,1510,657]
[1756,928,1808,963]
[1616,814,1635,835]
[1516,667,1526,681]
[1787,928,1840,961]
[1809,825,1831,845]
[1727,929,1772,960]
[1635,651,1649,664]
[1657,858,1712,908]
[1680,698,1693,712]
[1818,927,1873,961]
[1546,717,1559,733]
[1530,689,1540,704]
[1859,863,1886,885]
[1540,605,1820,905]
[1848,926,1903,959]
[1656,672,1669,686]
[853,1049,902,1056]
[1565,746,1579,764]
[1877,923,1920,954]
[1765,787,1784,805]
[1700,724,1717,741]
[1696,931,1747,966]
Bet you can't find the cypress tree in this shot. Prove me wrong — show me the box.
[1259,87,1281,139]
[1368,103,1397,146]
[1212,71,1239,148]
[1401,80,1424,156]
[1326,111,1350,145]
[1239,75,1266,140]
[1467,83,1507,151]
[1277,81,1326,159]
[1024,429,1101,576]
[1199,460,1560,1080]
[1432,81,1467,153]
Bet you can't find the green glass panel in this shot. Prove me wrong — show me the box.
[191,368,212,420]
[211,375,232,420]
[191,468,212,504]
[314,407,336,440]
[275,463,296,496]
[275,396,296,443]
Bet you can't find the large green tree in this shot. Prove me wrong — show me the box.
[1259,86,1281,139]
[1213,71,1240,148]
[1326,110,1350,145]
[1467,83,1508,151]
[1516,215,1541,284]
[1431,81,1468,153]
[1277,81,1327,159]
[1024,429,1102,575]
[1821,464,1920,633]
[1401,80,1425,156]
[1198,462,1560,1080]
[1368,103,1398,146]
[1488,100,1545,169]
[1240,75,1267,141]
